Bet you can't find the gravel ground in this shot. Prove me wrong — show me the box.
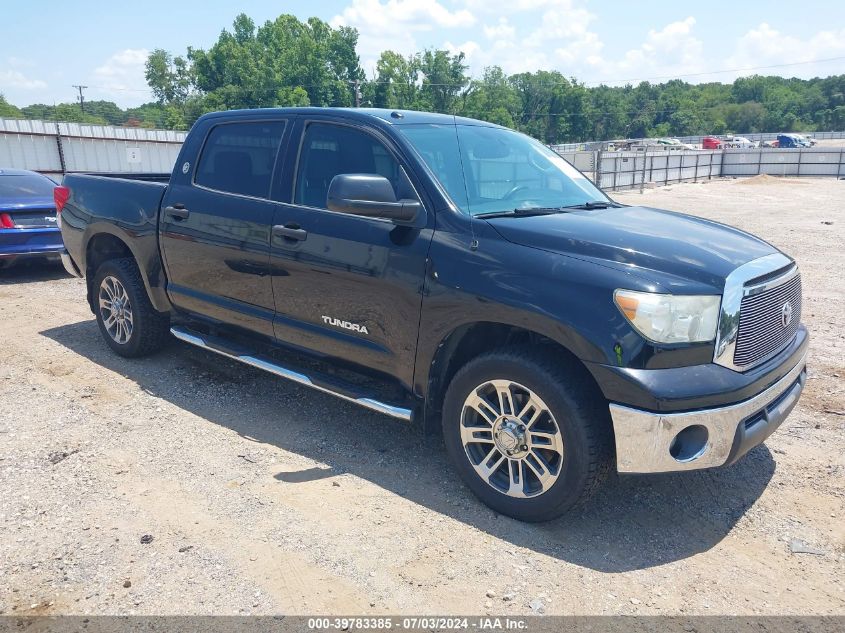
[811,139,845,148]
[0,177,843,617]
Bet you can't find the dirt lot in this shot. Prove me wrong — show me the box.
[0,177,843,617]
[812,139,845,148]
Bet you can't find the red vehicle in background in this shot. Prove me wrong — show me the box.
[702,136,723,149]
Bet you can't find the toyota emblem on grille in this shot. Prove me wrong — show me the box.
[781,301,793,328]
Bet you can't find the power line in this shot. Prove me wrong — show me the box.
[582,55,845,86]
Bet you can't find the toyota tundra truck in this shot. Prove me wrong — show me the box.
[56,108,808,522]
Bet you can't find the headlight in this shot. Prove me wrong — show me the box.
[614,290,721,344]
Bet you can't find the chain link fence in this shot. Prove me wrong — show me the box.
[721,147,845,177]
[557,147,845,191]
[551,130,845,153]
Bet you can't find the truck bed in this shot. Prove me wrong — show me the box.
[59,173,171,310]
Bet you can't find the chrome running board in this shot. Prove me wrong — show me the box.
[170,326,413,422]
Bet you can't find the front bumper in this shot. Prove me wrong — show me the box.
[610,349,808,473]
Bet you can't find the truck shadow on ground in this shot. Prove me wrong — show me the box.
[42,320,776,573]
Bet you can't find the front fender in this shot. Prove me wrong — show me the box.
[413,217,711,399]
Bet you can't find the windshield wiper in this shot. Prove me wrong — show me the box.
[562,200,617,210]
[477,201,620,218]
[475,207,566,219]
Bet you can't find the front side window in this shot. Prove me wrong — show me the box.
[195,121,285,199]
[400,124,608,216]
[295,123,416,209]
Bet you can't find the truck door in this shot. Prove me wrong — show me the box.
[160,119,288,337]
[269,118,434,390]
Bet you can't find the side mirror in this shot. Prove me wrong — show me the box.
[327,174,423,225]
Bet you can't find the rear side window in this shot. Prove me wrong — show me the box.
[195,121,285,199]
[294,122,416,209]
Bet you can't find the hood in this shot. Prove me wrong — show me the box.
[484,205,777,291]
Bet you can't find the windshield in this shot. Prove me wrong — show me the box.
[0,174,55,198]
[399,123,609,216]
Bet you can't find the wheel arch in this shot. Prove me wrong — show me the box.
[83,224,172,314]
[422,320,607,432]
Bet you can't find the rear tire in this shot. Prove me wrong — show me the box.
[442,347,613,522]
[93,258,170,357]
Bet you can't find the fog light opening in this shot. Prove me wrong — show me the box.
[669,424,709,463]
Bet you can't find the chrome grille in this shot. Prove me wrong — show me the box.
[733,273,801,368]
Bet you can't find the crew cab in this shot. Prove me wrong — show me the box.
[56,108,808,521]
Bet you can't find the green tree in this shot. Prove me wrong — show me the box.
[460,66,520,127]
[417,49,469,113]
[20,102,109,124]
[371,51,422,110]
[189,13,363,109]
[0,94,23,118]
[82,101,126,125]
[124,102,169,128]
[145,49,194,106]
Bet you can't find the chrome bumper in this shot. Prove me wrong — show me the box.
[610,351,808,473]
[60,250,83,278]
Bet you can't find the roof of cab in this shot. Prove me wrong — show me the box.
[199,107,500,128]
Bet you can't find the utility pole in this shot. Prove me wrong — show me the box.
[72,85,88,113]
[351,79,362,108]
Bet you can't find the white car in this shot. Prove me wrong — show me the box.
[657,138,696,150]
[722,136,758,149]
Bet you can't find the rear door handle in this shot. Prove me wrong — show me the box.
[165,205,190,220]
[272,224,307,241]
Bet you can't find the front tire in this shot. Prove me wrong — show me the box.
[442,348,613,522]
[93,258,170,357]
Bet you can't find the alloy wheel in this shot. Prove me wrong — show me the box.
[99,275,134,344]
[460,379,564,498]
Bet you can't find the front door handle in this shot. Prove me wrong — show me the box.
[272,224,307,241]
[165,205,190,220]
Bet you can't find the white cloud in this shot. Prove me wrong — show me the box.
[331,0,476,72]
[483,18,515,40]
[464,0,579,12]
[602,17,704,82]
[7,56,36,68]
[724,23,845,80]
[91,48,151,104]
[444,40,481,59]
[0,68,47,90]
[329,1,845,87]
[451,0,602,76]
[524,1,596,45]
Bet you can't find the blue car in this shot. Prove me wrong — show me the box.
[0,169,64,269]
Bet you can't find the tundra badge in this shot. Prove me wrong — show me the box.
[322,315,370,335]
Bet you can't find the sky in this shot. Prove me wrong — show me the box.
[2,0,844,109]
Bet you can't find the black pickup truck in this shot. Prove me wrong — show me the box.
[56,108,808,521]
